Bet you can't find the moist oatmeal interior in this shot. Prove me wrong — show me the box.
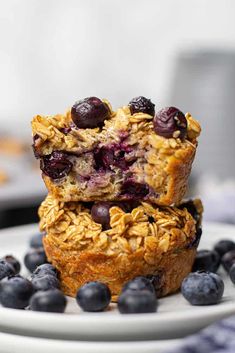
[32,102,201,205]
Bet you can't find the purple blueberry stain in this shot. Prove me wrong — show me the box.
[33,134,40,142]
[94,143,135,171]
[40,151,73,179]
[118,131,129,142]
[32,134,41,159]
[120,180,149,200]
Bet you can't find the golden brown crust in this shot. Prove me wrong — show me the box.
[39,194,202,299]
[43,237,196,300]
[32,104,200,206]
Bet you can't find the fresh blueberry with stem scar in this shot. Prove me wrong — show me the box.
[128,96,155,116]
[91,202,113,230]
[221,250,235,272]
[0,260,15,280]
[30,232,45,249]
[71,97,111,129]
[30,289,67,313]
[31,274,60,291]
[193,250,220,273]
[122,276,155,294]
[154,107,187,139]
[76,281,111,312]
[118,289,157,314]
[214,239,235,259]
[2,255,21,275]
[181,271,224,305]
[40,151,72,180]
[0,275,34,309]
[24,248,48,273]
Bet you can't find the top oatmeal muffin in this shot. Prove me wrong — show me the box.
[32,96,201,205]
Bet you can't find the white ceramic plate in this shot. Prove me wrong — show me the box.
[0,331,180,353]
[0,222,235,341]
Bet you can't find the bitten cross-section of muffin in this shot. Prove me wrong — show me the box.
[39,194,203,300]
[32,96,201,206]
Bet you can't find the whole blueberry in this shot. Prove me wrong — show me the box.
[122,277,155,294]
[30,289,67,313]
[24,248,48,273]
[91,202,112,230]
[0,275,34,309]
[128,96,155,116]
[181,271,224,305]
[30,233,45,249]
[221,250,235,272]
[31,274,60,291]
[33,264,58,278]
[2,255,21,275]
[71,97,111,129]
[118,290,157,314]
[214,240,235,258]
[76,281,111,312]
[40,151,72,180]
[154,107,187,139]
[0,260,15,280]
[193,250,220,273]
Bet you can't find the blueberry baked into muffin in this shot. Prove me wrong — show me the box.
[39,195,203,300]
[32,96,201,205]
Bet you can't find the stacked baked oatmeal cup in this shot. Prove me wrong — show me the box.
[32,96,202,300]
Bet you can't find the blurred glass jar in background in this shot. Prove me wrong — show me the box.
[170,50,235,223]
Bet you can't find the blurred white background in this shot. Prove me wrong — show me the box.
[0,0,234,132]
[1,0,235,226]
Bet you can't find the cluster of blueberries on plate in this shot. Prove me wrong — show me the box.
[0,234,235,314]
[182,239,235,305]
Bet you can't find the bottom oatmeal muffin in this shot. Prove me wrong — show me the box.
[39,195,203,300]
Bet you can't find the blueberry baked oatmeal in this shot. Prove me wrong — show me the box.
[32,96,201,205]
[39,195,203,300]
